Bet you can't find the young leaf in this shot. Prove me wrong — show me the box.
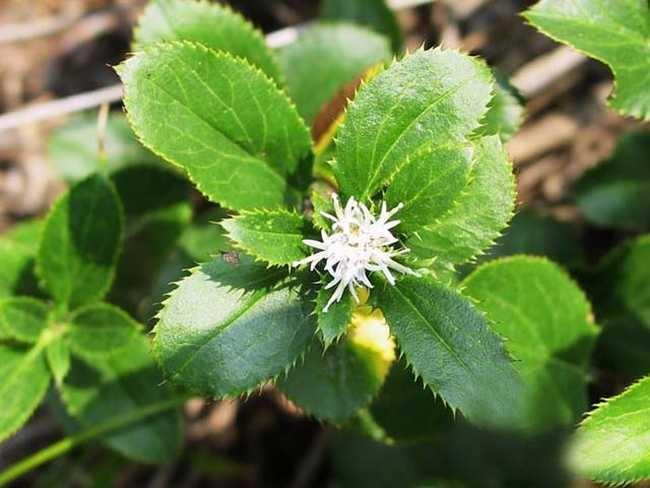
[321,0,403,53]
[134,0,283,84]
[333,47,493,205]
[463,257,599,431]
[0,297,49,343]
[67,304,142,358]
[37,174,124,310]
[575,131,650,230]
[568,375,650,485]
[407,135,515,267]
[475,70,524,143]
[524,0,650,120]
[221,210,309,266]
[59,336,183,463]
[370,358,453,442]
[277,23,391,124]
[48,113,160,183]
[46,337,71,386]
[0,343,51,443]
[278,337,389,422]
[377,276,522,428]
[154,256,315,397]
[316,285,354,347]
[119,42,312,211]
[0,219,43,298]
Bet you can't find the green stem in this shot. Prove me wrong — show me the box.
[0,398,186,486]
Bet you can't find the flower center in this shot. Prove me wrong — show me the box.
[293,193,417,311]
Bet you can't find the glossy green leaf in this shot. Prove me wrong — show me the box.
[0,343,50,442]
[134,0,283,84]
[476,70,524,142]
[575,132,650,229]
[334,47,493,209]
[0,297,49,343]
[370,358,453,442]
[278,336,388,422]
[568,375,650,484]
[0,219,43,298]
[48,113,160,183]
[119,42,312,211]
[154,256,314,397]
[407,135,515,266]
[67,303,142,358]
[463,257,599,431]
[37,174,124,310]
[46,337,71,386]
[221,210,309,266]
[378,276,522,427]
[59,336,183,463]
[278,23,391,124]
[321,0,402,52]
[316,285,354,347]
[524,0,650,120]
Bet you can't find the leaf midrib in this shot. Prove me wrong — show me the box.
[139,65,286,182]
[363,74,482,198]
[390,284,474,376]
[170,288,269,378]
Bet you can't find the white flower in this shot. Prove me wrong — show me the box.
[293,193,417,312]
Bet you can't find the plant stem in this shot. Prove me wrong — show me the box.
[0,398,185,486]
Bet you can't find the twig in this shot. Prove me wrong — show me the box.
[511,46,588,100]
[0,0,435,133]
[0,85,123,133]
[507,113,579,164]
[0,15,79,45]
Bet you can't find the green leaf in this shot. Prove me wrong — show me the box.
[407,135,515,267]
[134,0,283,84]
[333,47,493,207]
[477,209,586,269]
[109,164,192,316]
[591,234,650,328]
[0,219,43,298]
[568,375,650,484]
[221,210,309,266]
[277,23,391,124]
[589,235,650,378]
[370,358,453,442]
[575,131,650,229]
[377,276,522,427]
[524,0,650,120]
[46,337,71,386]
[0,297,49,343]
[475,70,524,142]
[67,303,142,358]
[59,336,183,463]
[278,335,388,422]
[463,256,599,431]
[154,256,314,397]
[321,0,403,53]
[48,113,160,183]
[119,42,312,211]
[316,285,354,347]
[37,174,124,310]
[0,343,50,442]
